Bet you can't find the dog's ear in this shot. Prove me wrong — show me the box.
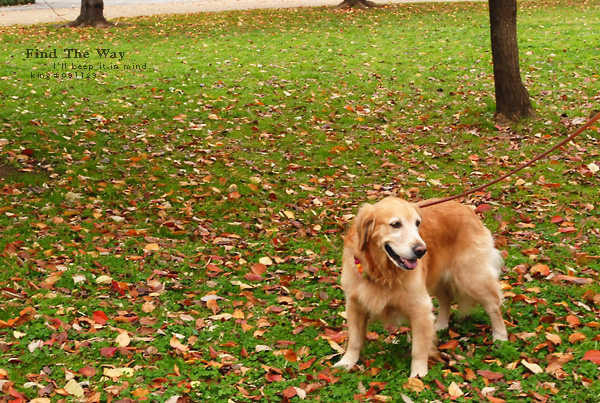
[355,203,375,250]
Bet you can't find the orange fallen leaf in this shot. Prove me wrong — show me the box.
[568,332,586,343]
[439,340,460,350]
[144,243,160,251]
[170,334,189,352]
[0,307,36,329]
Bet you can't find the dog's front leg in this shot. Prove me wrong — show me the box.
[334,297,368,370]
[408,307,436,378]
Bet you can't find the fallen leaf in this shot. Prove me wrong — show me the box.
[64,379,85,397]
[476,370,505,382]
[116,330,130,347]
[448,382,464,397]
[439,340,460,350]
[78,365,96,378]
[522,359,544,374]
[170,334,189,352]
[93,310,108,325]
[545,333,562,345]
[582,349,600,364]
[96,275,113,284]
[403,378,424,393]
[568,332,587,343]
[103,367,134,380]
[144,243,160,251]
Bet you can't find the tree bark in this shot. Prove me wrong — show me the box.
[65,0,114,28]
[336,0,382,9]
[488,0,535,123]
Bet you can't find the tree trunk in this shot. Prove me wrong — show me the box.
[65,0,113,28]
[488,0,535,123]
[336,0,382,9]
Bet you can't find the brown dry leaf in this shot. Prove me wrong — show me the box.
[142,301,156,313]
[545,333,562,345]
[170,334,189,352]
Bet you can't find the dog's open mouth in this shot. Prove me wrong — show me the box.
[384,244,419,270]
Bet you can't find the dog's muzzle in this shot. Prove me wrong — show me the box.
[384,244,426,270]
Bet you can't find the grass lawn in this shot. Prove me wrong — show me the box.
[0,0,599,401]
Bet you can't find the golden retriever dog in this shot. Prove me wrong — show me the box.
[334,197,508,378]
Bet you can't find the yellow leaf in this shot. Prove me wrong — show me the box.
[116,330,130,347]
[326,339,345,354]
[522,359,544,374]
[132,388,150,397]
[403,377,424,393]
[64,379,85,397]
[144,243,160,251]
[448,382,464,397]
[103,367,134,379]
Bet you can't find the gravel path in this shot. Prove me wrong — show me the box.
[0,0,475,26]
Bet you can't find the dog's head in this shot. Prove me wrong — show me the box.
[354,197,427,272]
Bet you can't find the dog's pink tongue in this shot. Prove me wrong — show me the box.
[403,258,418,269]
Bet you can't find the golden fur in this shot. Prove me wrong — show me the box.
[334,197,508,378]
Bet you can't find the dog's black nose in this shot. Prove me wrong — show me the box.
[413,244,427,259]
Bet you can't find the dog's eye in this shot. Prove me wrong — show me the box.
[390,221,402,229]
[416,220,421,227]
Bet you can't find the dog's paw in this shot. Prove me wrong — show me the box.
[434,320,449,332]
[333,357,357,370]
[409,362,428,378]
[493,331,508,342]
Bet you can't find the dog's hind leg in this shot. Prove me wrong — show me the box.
[480,292,508,341]
[454,260,508,341]
[434,283,453,332]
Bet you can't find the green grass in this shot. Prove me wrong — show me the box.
[1,0,599,402]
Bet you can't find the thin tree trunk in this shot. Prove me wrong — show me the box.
[66,0,113,28]
[488,0,535,123]
[336,0,382,9]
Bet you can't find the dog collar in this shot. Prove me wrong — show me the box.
[354,257,369,280]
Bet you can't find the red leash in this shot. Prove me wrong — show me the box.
[418,111,600,208]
